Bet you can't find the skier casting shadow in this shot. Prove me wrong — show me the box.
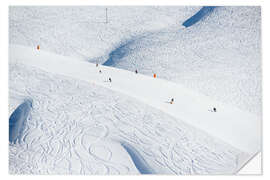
[208,107,217,112]
[103,78,112,83]
[165,98,174,104]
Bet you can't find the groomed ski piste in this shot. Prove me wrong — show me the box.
[9,6,261,175]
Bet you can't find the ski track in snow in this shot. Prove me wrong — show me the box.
[9,63,248,175]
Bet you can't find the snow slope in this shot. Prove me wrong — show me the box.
[9,6,261,115]
[9,6,200,62]
[9,45,260,174]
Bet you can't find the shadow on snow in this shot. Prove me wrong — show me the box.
[9,99,32,143]
[120,142,155,174]
[182,6,216,27]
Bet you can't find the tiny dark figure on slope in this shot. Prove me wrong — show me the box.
[109,78,112,83]
[135,69,138,74]
[96,63,98,67]
[99,70,102,73]
[170,98,174,104]
[213,107,217,112]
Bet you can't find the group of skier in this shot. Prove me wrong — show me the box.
[95,63,217,113]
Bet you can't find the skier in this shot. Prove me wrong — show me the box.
[213,107,217,112]
[96,63,98,67]
[154,73,157,78]
[99,70,102,73]
[109,77,112,83]
[170,98,174,104]
[135,69,138,74]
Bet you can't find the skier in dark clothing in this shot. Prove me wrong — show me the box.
[96,63,98,67]
[213,107,217,112]
[99,70,102,73]
[170,98,174,104]
[135,70,138,74]
[109,78,112,83]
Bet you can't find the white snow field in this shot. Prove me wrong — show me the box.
[9,6,261,174]
[9,45,259,174]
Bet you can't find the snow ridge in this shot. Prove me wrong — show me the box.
[9,99,32,143]
[182,6,216,27]
[120,142,155,174]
